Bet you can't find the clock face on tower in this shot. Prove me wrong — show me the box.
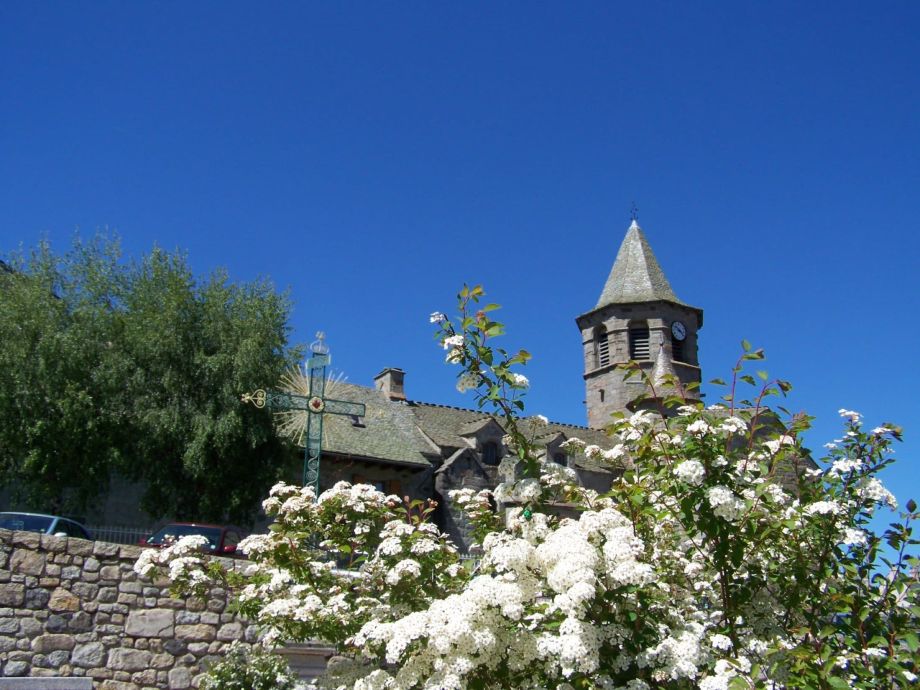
[671,320,687,341]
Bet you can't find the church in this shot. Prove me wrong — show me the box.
[310,219,704,549]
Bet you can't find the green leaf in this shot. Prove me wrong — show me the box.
[742,339,752,352]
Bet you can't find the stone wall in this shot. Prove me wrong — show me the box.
[0,528,256,689]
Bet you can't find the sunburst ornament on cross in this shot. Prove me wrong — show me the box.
[241,331,366,497]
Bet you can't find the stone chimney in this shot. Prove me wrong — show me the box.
[374,368,406,401]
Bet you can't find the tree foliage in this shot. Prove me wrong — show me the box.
[0,236,301,523]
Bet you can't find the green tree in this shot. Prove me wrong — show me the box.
[0,236,302,523]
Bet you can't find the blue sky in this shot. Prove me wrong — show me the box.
[2,2,919,519]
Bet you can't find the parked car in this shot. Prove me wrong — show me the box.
[139,522,245,556]
[0,511,93,540]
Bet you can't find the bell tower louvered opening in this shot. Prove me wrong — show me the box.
[629,323,650,360]
[594,326,610,368]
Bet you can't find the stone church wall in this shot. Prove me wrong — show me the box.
[0,528,257,689]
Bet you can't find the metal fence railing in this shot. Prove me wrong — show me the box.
[86,524,149,545]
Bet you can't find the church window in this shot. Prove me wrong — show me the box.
[594,326,609,367]
[599,389,605,402]
[629,323,651,360]
[482,441,500,466]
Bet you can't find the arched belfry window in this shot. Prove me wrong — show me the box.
[594,326,610,368]
[482,441,500,466]
[628,322,651,360]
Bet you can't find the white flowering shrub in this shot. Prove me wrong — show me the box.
[140,286,919,689]
[200,641,298,690]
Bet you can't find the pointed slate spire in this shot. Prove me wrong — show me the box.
[596,220,683,309]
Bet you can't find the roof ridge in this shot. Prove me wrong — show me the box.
[409,400,599,432]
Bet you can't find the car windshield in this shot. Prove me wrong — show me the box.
[146,525,222,549]
[0,513,54,533]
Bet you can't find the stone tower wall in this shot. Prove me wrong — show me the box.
[579,301,702,428]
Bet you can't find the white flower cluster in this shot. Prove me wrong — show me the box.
[134,534,211,585]
[706,486,746,522]
[674,459,706,486]
[509,373,529,388]
[456,371,479,393]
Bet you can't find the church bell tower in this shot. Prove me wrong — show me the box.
[577,220,703,428]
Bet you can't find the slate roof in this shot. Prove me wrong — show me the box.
[316,381,617,473]
[319,382,434,467]
[595,220,685,309]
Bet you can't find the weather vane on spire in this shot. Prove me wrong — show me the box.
[630,202,639,222]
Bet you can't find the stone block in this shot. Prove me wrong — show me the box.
[199,612,219,626]
[31,634,76,653]
[44,649,71,667]
[19,617,42,636]
[97,586,118,603]
[46,614,68,633]
[108,647,153,671]
[92,542,119,557]
[0,636,16,652]
[39,577,61,587]
[66,538,94,557]
[132,669,157,685]
[168,667,192,690]
[186,597,206,612]
[49,587,81,612]
[175,624,216,642]
[68,611,93,632]
[61,566,82,580]
[176,611,199,625]
[100,681,136,690]
[0,617,18,634]
[206,598,224,613]
[118,581,143,594]
[150,653,173,669]
[0,662,30,677]
[71,641,106,668]
[187,642,209,654]
[119,544,142,559]
[40,534,68,553]
[10,532,40,549]
[46,563,61,576]
[117,593,137,606]
[71,582,99,600]
[216,621,243,641]
[9,550,44,576]
[126,608,175,638]
[24,586,50,609]
[163,639,186,656]
[82,557,100,572]
[99,565,120,581]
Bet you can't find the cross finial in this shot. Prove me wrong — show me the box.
[311,331,329,355]
[630,202,639,222]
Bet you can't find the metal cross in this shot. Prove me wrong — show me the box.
[241,332,366,497]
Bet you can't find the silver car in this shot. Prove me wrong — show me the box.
[0,512,93,540]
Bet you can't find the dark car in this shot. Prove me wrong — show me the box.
[139,522,245,556]
[0,512,93,540]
